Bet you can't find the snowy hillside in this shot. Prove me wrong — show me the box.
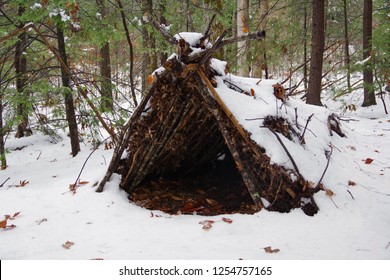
[0,79,389,260]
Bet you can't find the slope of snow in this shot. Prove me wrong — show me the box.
[1,78,390,260]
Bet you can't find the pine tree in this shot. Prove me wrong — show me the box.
[307,0,325,106]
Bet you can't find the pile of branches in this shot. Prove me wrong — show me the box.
[98,18,321,215]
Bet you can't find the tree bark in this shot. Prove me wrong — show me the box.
[362,0,376,107]
[14,6,30,138]
[57,26,80,157]
[307,0,325,106]
[343,0,351,89]
[141,0,157,92]
[303,4,308,90]
[237,0,250,77]
[0,93,6,169]
[96,0,113,111]
[252,0,268,79]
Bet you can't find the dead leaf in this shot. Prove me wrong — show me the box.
[250,88,255,96]
[263,246,280,253]
[78,181,89,185]
[13,212,21,218]
[348,180,357,186]
[241,16,248,33]
[69,183,76,192]
[171,195,183,201]
[222,217,233,224]
[199,220,214,230]
[18,180,29,187]
[364,158,374,164]
[206,198,219,207]
[374,150,380,153]
[0,219,7,228]
[62,241,74,249]
[147,74,155,85]
[325,189,335,197]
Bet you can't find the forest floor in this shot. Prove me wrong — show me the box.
[1,86,390,260]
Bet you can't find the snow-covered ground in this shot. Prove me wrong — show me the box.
[1,79,389,260]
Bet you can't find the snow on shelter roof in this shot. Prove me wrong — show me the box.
[209,58,336,185]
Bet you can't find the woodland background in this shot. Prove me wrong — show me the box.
[0,0,389,165]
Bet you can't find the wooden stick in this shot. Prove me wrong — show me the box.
[196,76,264,210]
[0,22,33,44]
[197,69,261,159]
[264,126,302,177]
[96,83,156,192]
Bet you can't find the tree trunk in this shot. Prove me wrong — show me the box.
[96,0,113,111]
[237,0,250,76]
[303,4,308,90]
[158,0,168,64]
[343,0,351,89]
[57,26,80,157]
[362,0,376,107]
[252,0,268,79]
[141,0,157,92]
[307,0,325,106]
[15,6,30,138]
[99,42,113,111]
[0,94,6,169]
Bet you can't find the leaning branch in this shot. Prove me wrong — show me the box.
[264,126,302,177]
[218,30,266,50]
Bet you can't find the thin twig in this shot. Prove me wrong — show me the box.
[71,137,110,194]
[316,145,333,189]
[0,177,10,188]
[315,145,338,208]
[263,126,302,177]
[347,190,355,200]
[300,113,314,143]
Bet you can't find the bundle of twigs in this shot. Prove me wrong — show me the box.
[99,19,319,215]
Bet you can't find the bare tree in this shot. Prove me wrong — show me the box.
[343,0,351,89]
[237,0,250,76]
[307,0,325,106]
[362,0,376,107]
[57,26,80,157]
[14,5,31,138]
[96,0,113,111]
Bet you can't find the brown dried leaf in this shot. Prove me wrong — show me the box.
[250,88,255,96]
[263,246,280,253]
[348,180,357,186]
[69,184,76,192]
[365,158,374,164]
[19,180,29,187]
[147,74,155,85]
[62,241,74,249]
[325,189,335,197]
[78,181,89,185]
[0,219,7,228]
[13,212,21,218]
[222,217,233,224]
